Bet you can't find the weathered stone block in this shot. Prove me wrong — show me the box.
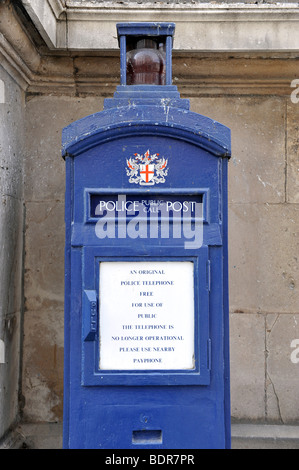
[229,203,299,314]
[22,309,64,422]
[0,195,24,318]
[266,314,299,423]
[230,313,265,421]
[286,101,299,203]
[0,65,25,439]
[0,67,24,200]
[190,97,286,204]
[25,96,103,201]
[24,201,65,311]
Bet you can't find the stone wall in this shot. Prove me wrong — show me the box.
[22,96,102,421]
[0,65,25,439]
[193,97,299,422]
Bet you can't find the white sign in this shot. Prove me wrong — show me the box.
[99,261,195,370]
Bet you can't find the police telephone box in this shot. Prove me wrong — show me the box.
[62,23,231,449]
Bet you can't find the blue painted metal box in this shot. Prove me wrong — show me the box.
[62,23,231,449]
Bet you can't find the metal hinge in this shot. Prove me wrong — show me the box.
[207,338,212,371]
[83,290,98,341]
[206,260,211,291]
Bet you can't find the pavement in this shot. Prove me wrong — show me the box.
[1,422,299,449]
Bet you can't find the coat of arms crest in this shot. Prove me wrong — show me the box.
[126,150,168,186]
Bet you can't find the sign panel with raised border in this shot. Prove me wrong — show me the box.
[99,261,195,370]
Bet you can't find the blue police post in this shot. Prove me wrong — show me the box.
[62,23,231,449]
